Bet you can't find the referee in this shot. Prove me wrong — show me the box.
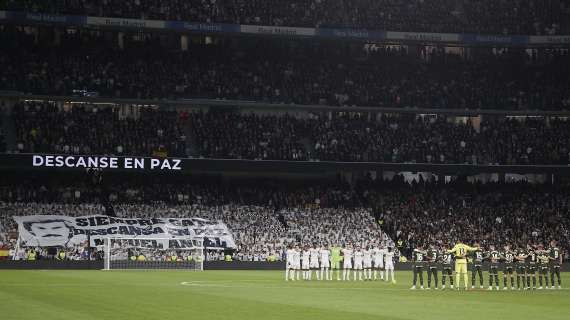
[448,240,479,290]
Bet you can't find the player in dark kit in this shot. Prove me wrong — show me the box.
[426,245,439,290]
[549,241,562,289]
[515,246,528,290]
[502,245,516,290]
[410,246,426,289]
[471,244,484,289]
[486,245,501,290]
[526,245,538,290]
[441,249,454,289]
[537,246,551,289]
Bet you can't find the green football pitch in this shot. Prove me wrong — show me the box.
[0,270,568,320]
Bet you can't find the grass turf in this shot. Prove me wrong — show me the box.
[0,270,568,320]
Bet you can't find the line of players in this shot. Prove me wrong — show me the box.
[410,240,563,290]
[285,243,396,282]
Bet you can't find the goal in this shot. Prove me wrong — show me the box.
[103,237,204,271]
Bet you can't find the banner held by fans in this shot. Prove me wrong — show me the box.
[13,215,236,249]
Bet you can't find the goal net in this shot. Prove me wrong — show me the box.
[103,238,204,271]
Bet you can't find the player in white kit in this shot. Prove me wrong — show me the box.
[285,245,294,281]
[320,245,331,280]
[287,245,301,281]
[373,244,386,280]
[301,247,311,280]
[384,247,396,283]
[309,244,321,280]
[320,245,332,280]
[342,245,353,281]
[353,247,364,281]
[292,245,301,281]
[363,246,373,280]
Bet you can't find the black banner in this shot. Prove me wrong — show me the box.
[1,153,570,175]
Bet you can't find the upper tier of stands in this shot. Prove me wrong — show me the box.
[2,0,570,35]
[1,31,569,110]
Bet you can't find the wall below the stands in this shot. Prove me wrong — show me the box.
[0,260,104,269]
[205,261,285,270]
[0,260,284,270]
[0,261,567,271]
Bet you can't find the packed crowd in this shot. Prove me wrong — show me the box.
[0,174,359,208]
[0,177,568,261]
[188,110,307,161]
[2,0,570,35]
[0,173,358,261]
[307,113,570,164]
[365,179,570,259]
[283,207,391,248]
[7,245,97,261]
[2,34,570,110]
[0,202,391,262]
[10,102,570,165]
[113,204,290,261]
[12,101,187,156]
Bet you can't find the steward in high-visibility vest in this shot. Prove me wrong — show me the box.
[28,250,37,261]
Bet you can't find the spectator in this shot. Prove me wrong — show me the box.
[0,177,568,260]
[2,0,570,35]
[12,101,187,157]
[10,103,570,165]
[1,32,569,110]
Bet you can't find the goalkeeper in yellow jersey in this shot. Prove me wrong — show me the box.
[447,241,480,290]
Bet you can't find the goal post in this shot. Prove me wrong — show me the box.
[103,237,204,271]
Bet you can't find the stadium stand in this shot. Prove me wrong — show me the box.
[12,101,187,157]
[363,177,570,258]
[188,110,308,161]
[0,203,392,262]
[0,174,357,207]
[0,117,5,153]
[1,4,570,320]
[0,177,568,261]
[10,103,570,165]
[306,113,570,164]
[1,32,570,110]
[2,0,570,35]
[0,0,568,269]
